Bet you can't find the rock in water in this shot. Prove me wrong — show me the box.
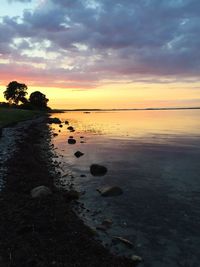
[31,186,52,198]
[67,126,75,131]
[74,151,84,158]
[65,120,69,124]
[47,117,61,124]
[90,164,107,176]
[97,186,123,197]
[68,138,76,144]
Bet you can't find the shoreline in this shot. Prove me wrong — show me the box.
[0,118,134,266]
[51,107,200,112]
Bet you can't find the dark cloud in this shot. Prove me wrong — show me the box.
[1,0,200,86]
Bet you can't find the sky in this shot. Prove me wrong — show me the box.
[0,0,200,109]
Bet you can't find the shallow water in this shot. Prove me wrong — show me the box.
[51,110,200,267]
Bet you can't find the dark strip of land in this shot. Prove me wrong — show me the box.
[0,108,42,128]
[52,107,200,112]
[0,118,133,267]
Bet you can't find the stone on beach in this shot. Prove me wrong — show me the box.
[59,124,63,128]
[68,138,76,144]
[97,186,123,197]
[90,164,107,176]
[112,236,133,248]
[64,190,80,202]
[74,151,84,158]
[131,255,142,263]
[31,185,52,198]
[65,121,69,124]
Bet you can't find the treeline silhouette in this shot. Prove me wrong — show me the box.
[1,81,50,110]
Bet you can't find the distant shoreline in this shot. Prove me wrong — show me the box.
[52,107,200,112]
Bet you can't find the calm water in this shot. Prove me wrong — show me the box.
[51,110,200,267]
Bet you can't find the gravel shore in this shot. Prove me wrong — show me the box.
[0,118,134,267]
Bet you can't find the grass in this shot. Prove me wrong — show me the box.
[0,108,43,128]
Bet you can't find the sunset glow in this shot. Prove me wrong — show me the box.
[0,0,200,109]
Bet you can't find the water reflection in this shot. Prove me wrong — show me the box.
[53,109,200,140]
[51,110,200,267]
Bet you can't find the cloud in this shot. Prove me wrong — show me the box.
[0,0,200,87]
[7,0,32,2]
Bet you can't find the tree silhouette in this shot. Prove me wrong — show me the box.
[29,91,49,109]
[3,81,28,105]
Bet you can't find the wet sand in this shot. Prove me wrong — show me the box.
[0,118,133,267]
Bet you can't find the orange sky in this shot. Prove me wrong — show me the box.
[1,81,200,109]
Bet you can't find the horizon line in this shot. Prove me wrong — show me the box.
[52,106,200,112]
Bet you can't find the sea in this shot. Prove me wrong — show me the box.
[50,109,200,267]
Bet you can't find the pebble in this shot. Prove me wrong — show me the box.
[112,236,133,248]
[131,255,142,263]
[31,185,52,198]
